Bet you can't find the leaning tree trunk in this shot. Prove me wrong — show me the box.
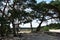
[36,9,48,32]
[36,20,43,32]
[36,16,44,32]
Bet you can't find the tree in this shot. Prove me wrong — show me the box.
[32,1,60,32]
[0,0,11,36]
[8,0,37,35]
[0,0,60,35]
[50,0,60,19]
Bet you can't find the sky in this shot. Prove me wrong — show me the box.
[36,0,52,3]
[2,0,52,5]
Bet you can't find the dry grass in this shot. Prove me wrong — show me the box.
[49,29,60,33]
[18,30,31,33]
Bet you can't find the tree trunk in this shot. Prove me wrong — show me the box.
[30,22,33,32]
[36,16,44,32]
[16,23,19,35]
[12,20,16,36]
[36,20,43,32]
[0,22,5,36]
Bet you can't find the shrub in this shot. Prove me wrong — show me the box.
[43,26,49,31]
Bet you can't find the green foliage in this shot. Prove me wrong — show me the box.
[1,25,11,34]
[43,26,49,31]
[50,0,60,19]
[42,23,60,31]
[0,17,11,35]
[48,23,60,29]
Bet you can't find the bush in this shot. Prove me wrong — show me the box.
[43,26,49,31]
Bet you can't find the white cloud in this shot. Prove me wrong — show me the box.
[24,8,33,13]
[19,19,47,28]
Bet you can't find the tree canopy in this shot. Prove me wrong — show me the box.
[0,0,60,36]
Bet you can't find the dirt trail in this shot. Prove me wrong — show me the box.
[0,33,60,40]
